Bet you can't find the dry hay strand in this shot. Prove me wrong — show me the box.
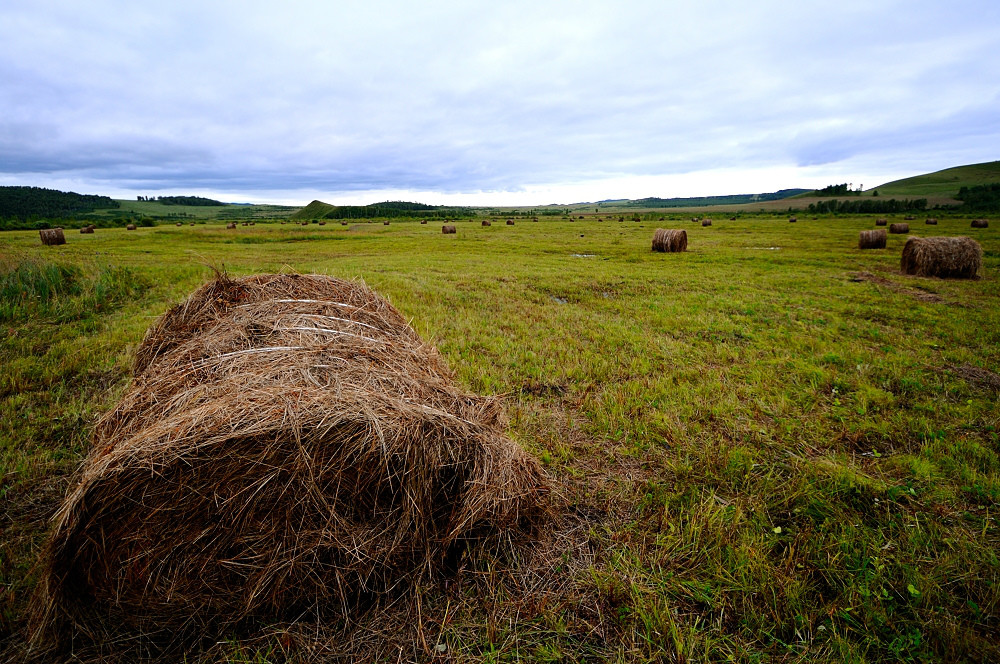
[441,224,456,234]
[971,219,989,228]
[859,229,887,249]
[506,219,514,225]
[900,236,981,279]
[651,228,687,252]
[39,228,66,245]
[30,273,549,656]
[481,219,491,227]
[876,218,888,226]
[126,223,137,231]
[890,223,909,234]
[79,226,94,234]
[701,218,712,227]
[226,222,237,229]
[925,218,938,225]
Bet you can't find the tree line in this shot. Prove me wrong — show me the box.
[806,198,927,214]
[0,186,119,221]
[956,183,1000,211]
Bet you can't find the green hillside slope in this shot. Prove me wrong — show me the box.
[869,161,1000,197]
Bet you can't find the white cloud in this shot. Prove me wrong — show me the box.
[0,0,997,205]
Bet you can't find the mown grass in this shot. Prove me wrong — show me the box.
[1,214,998,662]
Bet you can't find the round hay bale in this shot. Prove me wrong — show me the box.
[341,220,348,225]
[875,218,887,226]
[889,223,909,234]
[651,228,687,253]
[532,217,538,222]
[701,219,712,227]
[971,219,989,228]
[506,219,514,226]
[858,229,886,249]
[80,226,94,234]
[126,224,137,231]
[925,218,938,225]
[442,224,456,234]
[729,216,736,221]
[226,222,236,229]
[318,221,326,225]
[32,273,549,652]
[905,215,915,221]
[481,219,491,227]
[788,217,798,223]
[176,222,183,226]
[383,220,390,226]
[39,228,66,245]
[900,236,981,279]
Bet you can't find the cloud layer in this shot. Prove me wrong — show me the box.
[1,0,998,204]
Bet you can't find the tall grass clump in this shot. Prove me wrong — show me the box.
[0,261,148,323]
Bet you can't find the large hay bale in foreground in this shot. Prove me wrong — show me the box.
[32,273,549,651]
[889,223,909,234]
[859,229,886,249]
[651,228,687,252]
[900,236,981,279]
[442,224,456,234]
[39,228,66,245]
[972,219,989,228]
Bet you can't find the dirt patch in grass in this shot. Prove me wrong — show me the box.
[949,363,1000,393]
[848,271,944,303]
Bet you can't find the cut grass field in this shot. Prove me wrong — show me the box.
[1,214,999,662]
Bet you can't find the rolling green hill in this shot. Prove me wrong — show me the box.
[867,160,1000,197]
[290,200,337,220]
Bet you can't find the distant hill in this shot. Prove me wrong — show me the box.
[625,189,810,208]
[868,161,1000,198]
[291,200,337,219]
[0,186,119,220]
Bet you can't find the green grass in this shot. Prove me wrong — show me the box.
[1,214,998,662]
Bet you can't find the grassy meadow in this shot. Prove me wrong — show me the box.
[1,214,999,662]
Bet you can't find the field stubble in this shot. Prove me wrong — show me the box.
[1,215,998,662]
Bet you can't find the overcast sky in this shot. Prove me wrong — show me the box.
[1,1,998,206]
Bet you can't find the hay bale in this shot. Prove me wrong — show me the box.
[701,219,712,227]
[383,220,390,225]
[532,217,538,222]
[875,218,887,226]
[971,219,989,228]
[176,222,183,226]
[788,217,797,223]
[506,219,514,226]
[900,236,981,279]
[858,229,887,249]
[905,215,915,221]
[341,220,348,225]
[226,222,236,229]
[729,216,736,221]
[39,228,66,245]
[126,224,137,231]
[651,228,687,252]
[80,226,94,234]
[889,223,909,234]
[32,273,549,652]
[481,220,491,227]
[925,218,938,225]
[442,224,456,234]
[318,221,326,226]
